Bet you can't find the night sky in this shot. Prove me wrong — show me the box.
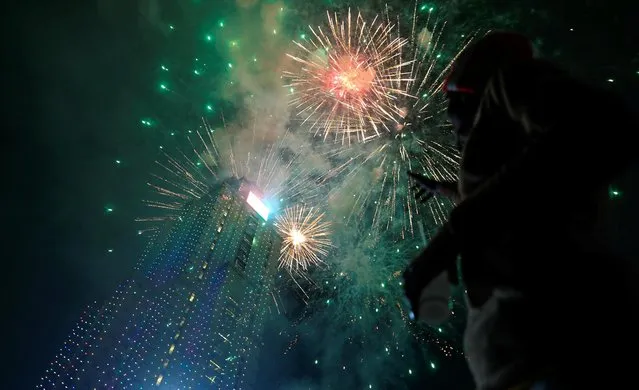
[5,0,639,388]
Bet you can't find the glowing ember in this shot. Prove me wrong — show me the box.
[325,55,376,100]
[291,229,307,246]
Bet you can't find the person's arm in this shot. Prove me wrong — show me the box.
[446,60,638,242]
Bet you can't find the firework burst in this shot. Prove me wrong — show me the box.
[285,9,415,143]
[137,118,319,225]
[275,205,332,274]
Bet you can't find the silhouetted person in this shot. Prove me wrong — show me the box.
[403,32,639,389]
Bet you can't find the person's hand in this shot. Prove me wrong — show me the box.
[407,171,443,203]
[402,226,459,322]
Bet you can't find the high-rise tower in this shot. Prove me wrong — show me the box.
[39,178,281,389]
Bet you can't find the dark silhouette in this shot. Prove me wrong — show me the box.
[403,32,639,389]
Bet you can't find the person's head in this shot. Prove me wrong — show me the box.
[445,31,533,148]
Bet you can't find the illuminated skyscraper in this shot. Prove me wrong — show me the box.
[39,178,281,389]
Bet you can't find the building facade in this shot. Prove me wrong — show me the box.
[39,178,281,389]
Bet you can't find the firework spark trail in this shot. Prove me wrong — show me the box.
[140,150,212,219]
[274,205,332,274]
